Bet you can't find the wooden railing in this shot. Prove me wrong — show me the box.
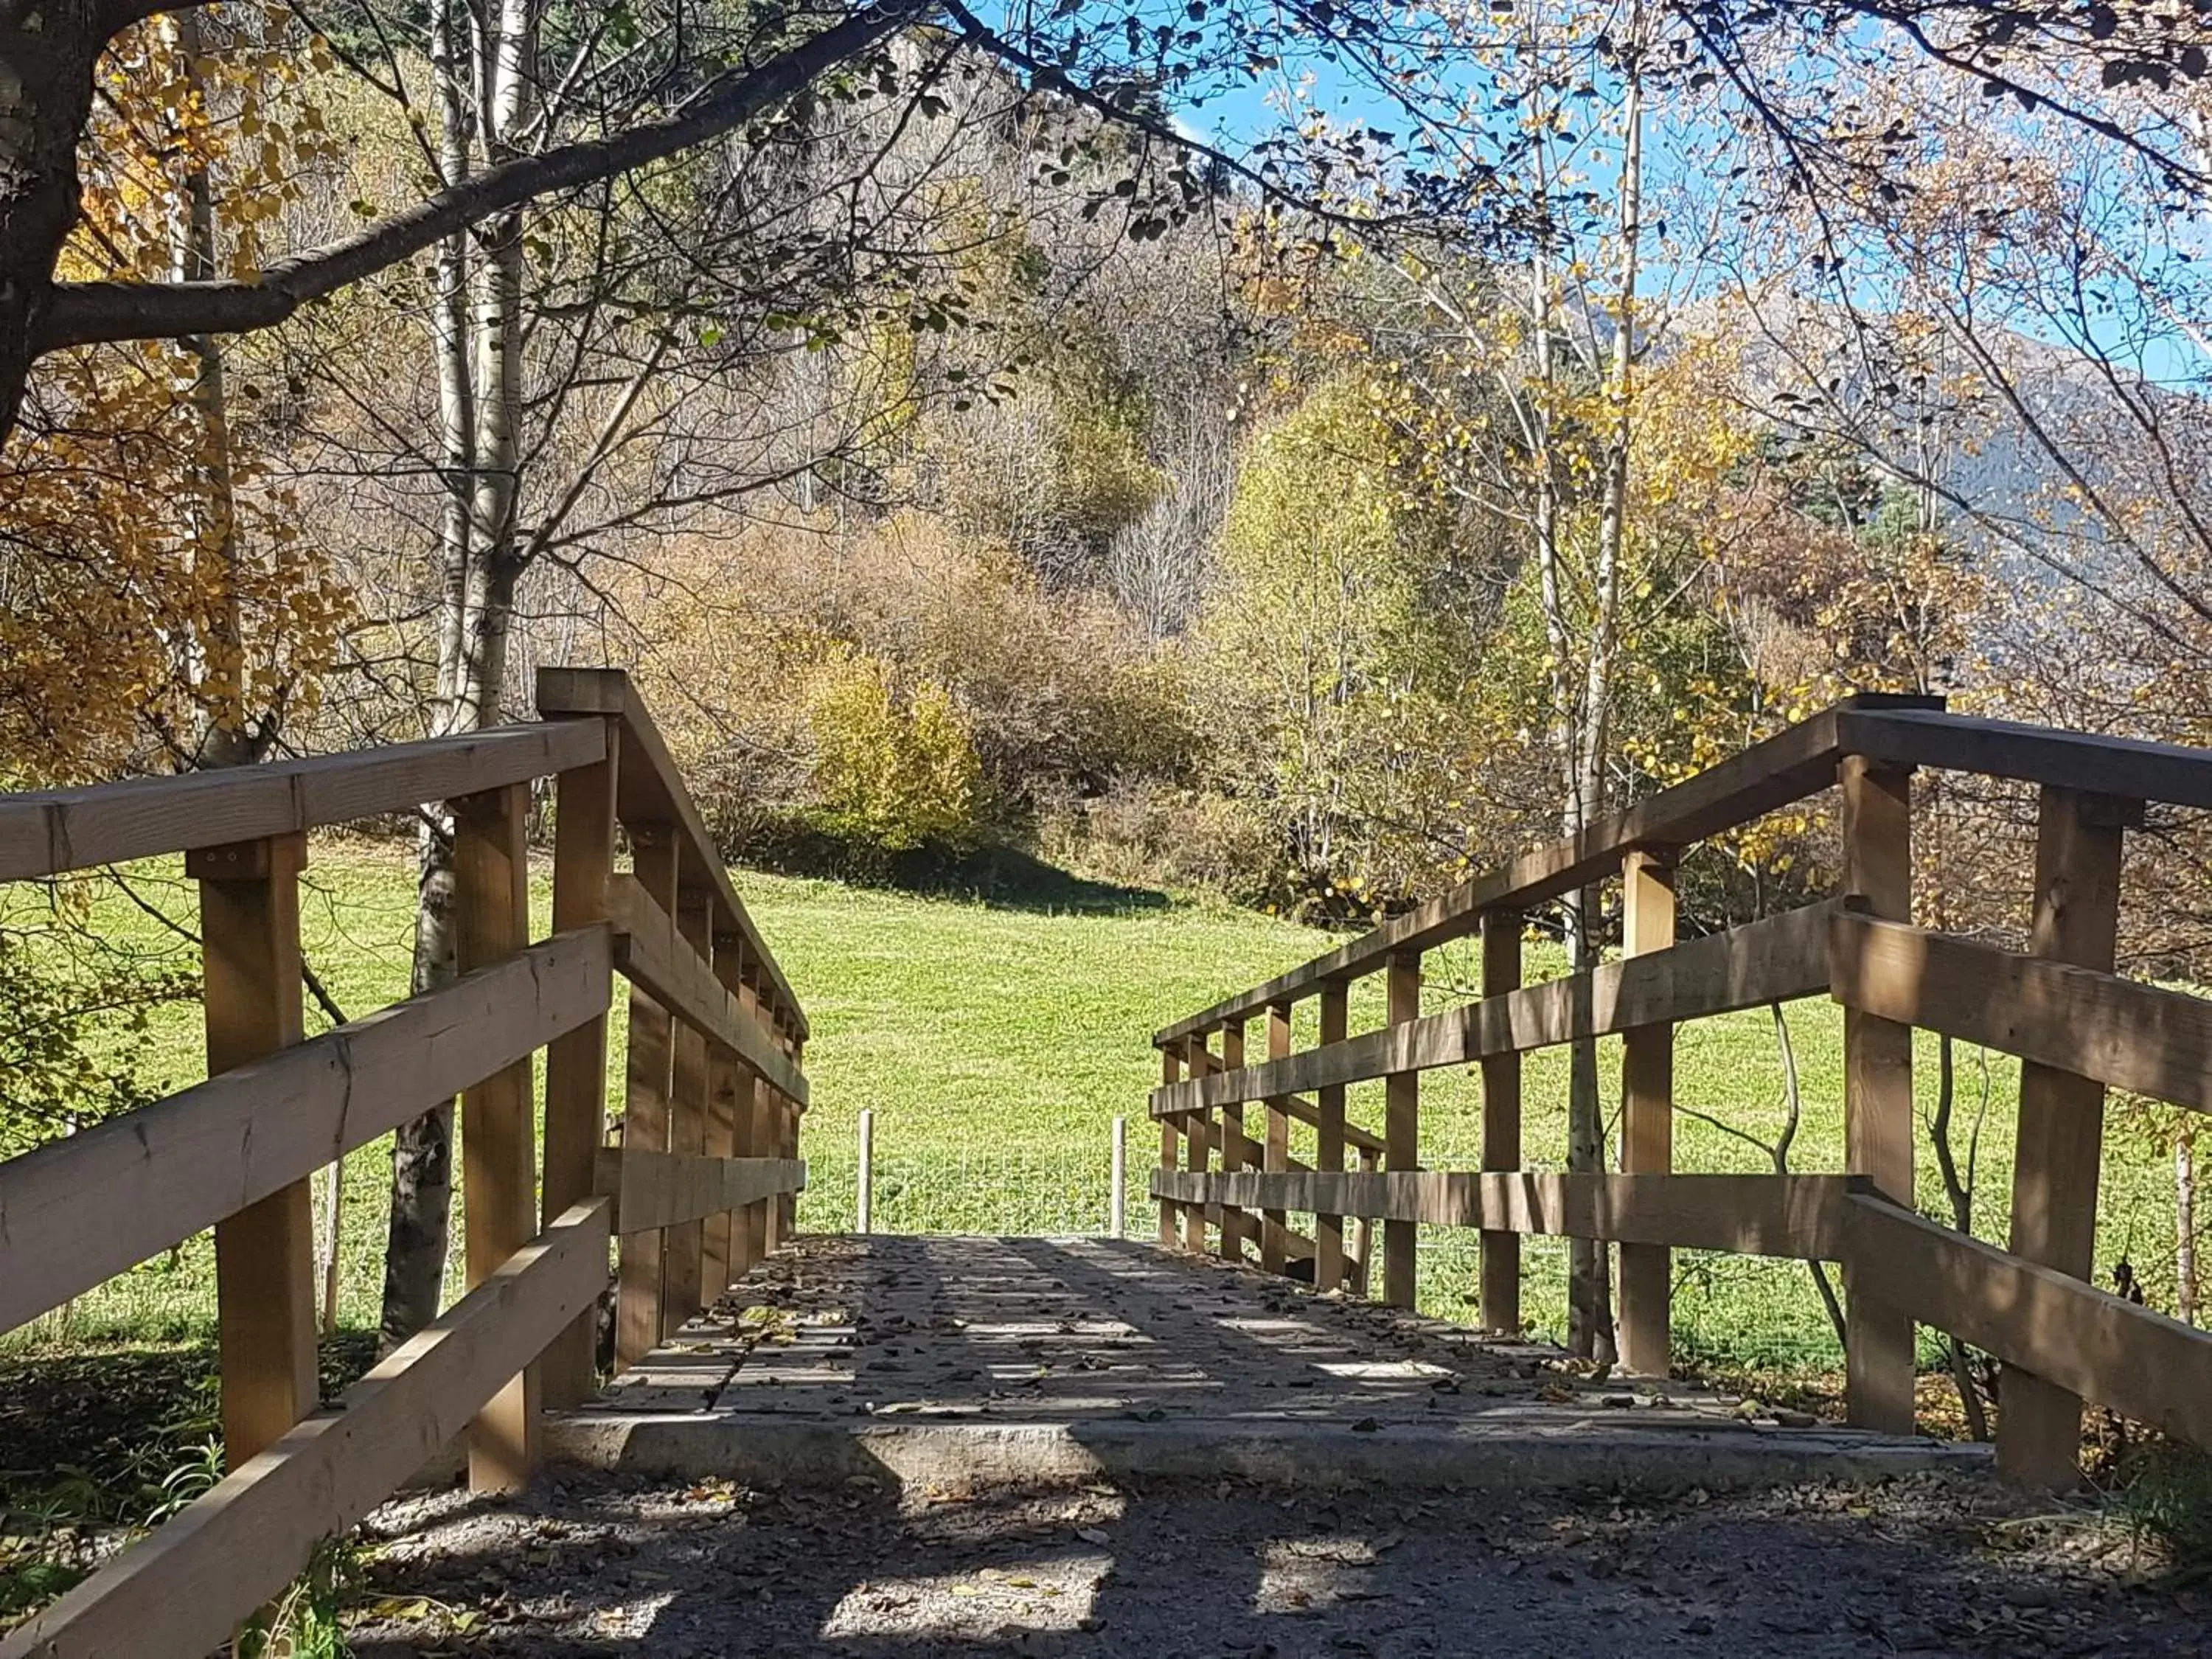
[1149,693,2212,1487]
[0,667,808,1659]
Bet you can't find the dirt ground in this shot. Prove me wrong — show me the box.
[350,1469,2207,1658]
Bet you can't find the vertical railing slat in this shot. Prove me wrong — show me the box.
[1315,982,1350,1291]
[1999,786,2129,1487]
[540,727,617,1408]
[1618,847,1677,1378]
[1478,910,1522,1335]
[195,832,316,1470]
[614,827,678,1371]
[456,782,539,1490]
[1840,755,1917,1433]
[1382,952,1421,1308]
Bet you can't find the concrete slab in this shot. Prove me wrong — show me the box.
[549,1234,1986,1492]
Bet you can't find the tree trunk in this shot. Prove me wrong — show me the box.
[0,1,107,442]
[2180,1130,2199,1327]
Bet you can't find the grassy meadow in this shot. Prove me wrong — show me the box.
[2,837,2187,1376]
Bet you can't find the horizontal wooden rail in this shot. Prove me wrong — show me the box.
[1832,914,2212,1115]
[607,876,808,1104]
[538,667,806,1039]
[1834,706,2212,810]
[1154,902,1835,1118]
[594,1147,807,1234]
[0,1199,613,1659]
[0,927,611,1335]
[1153,1169,1856,1259]
[0,720,604,883]
[1153,698,1935,1044]
[1836,1194,2212,1449]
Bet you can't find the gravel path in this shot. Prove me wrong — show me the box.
[351,1470,2205,1657]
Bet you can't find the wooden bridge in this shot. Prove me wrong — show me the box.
[1,676,2209,1656]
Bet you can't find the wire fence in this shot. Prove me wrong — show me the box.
[799,1139,1123,1237]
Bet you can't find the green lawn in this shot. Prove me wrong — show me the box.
[2,839,2188,1376]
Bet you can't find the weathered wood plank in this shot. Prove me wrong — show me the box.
[1480,910,1523,1336]
[0,928,610,1338]
[615,832,679,1373]
[1618,849,1675,1377]
[195,832,316,1470]
[1150,1169,1855,1259]
[0,1201,612,1659]
[1151,902,1837,1119]
[1831,916,2212,1115]
[538,667,807,1038]
[538,726,619,1408]
[1836,1194,2212,1451]
[594,1149,808,1234]
[0,720,604,883]
[1315,983,1350,1293]
[2000,787,2125,1489]
[1840,757,1916,1436]
[454,785,539,1492]
[1382,953,1421,1308]
[1836,705,2212,811]
[606,874,809,1105]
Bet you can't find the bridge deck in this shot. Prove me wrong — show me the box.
[545,1235,1978,1492]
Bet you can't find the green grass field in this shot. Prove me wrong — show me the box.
[2,838,2188,1377]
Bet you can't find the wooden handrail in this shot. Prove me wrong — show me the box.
[0,928,611,1334]
[1153,697,1924,1044]
[0,720,604,883]
[538,666,807,1040]
[1832,913,2212,1113]
[1152,902,1835,1117]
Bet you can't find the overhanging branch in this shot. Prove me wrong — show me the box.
[36,0,928,352]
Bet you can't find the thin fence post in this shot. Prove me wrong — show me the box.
[1479,911,1523,1335]
[615,827,678,1372]
[1110,1116,1127,1239]
[858,1108,875,1233]
[738,978,771,1273]
[1840,756,1917,1433]
[1383,951,1422,1308]
[1619,847,1677,1378]
[1316,982,1349,1291]
[456,782,539,1491]
[540,721,617,1407]
[705,936,746,1301]
[1999,786,2130,1488]
[1217,1018,1248,1265]
[1157,1048,1181,1248]
[1262,1001,1292,1274]
[1183,1030,1214,1254]
[193,832,316,1470]
[663,892,713,1332]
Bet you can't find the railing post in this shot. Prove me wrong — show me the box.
[858,1107,876,1233]
[1262,1001,1293,1274]
[779,1030,804,1244]
[1618,847,1677,1378]
[1111,1114,1127,1239]
[1383,950,1421,1308]
[705,937,747,1300]
[1480,910,1522,1335]
[1156,1047,1182,1248]
[1840,755,1916,1433]
[1218,1018,1249,1265]
[737,978,771,1273]
[1316,982,1350,1291]
[1999,786,2129,1487]
[455,783,539,1490]
[664,891,714,1331]
[1350,1144,1377,1298]
[192,832,316,1470]
[540,727,617,1408]
[615,827,678,1371]
[1183,1030,1214,1254]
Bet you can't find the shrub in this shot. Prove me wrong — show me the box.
[806,650,986,855]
